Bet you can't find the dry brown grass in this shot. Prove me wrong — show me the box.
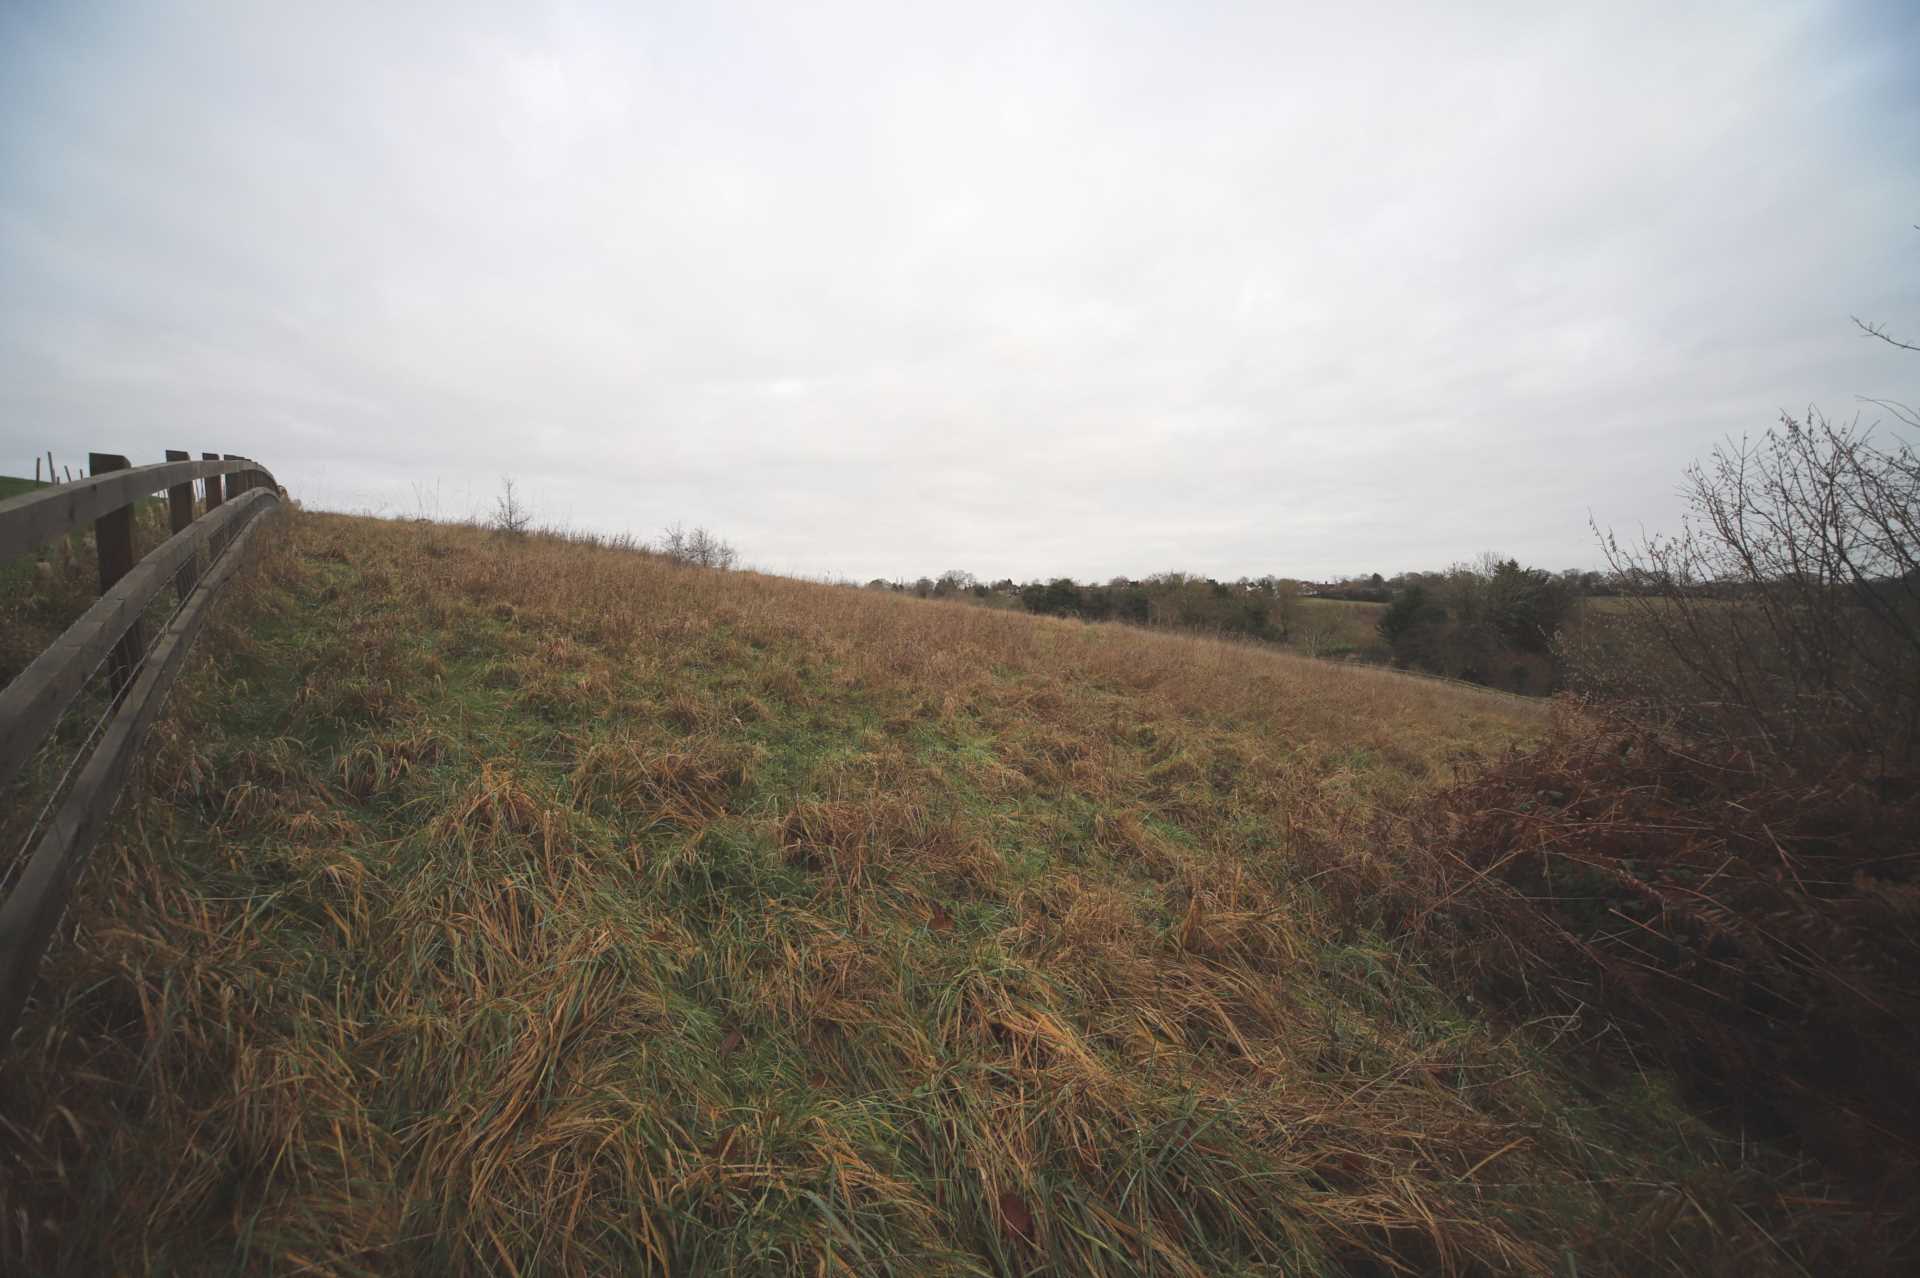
[0,511,1829,1275]
[1326,703,1920,1269]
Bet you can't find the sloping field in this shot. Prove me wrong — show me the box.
[1,513,1799,1274]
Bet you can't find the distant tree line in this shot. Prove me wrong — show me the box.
[864,560,1610,692]
[867,571,1305,638]
[1312,567,1618,603]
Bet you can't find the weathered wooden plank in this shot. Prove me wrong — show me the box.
[0,505,279,1046]
[0,457,265,564]
[0,488,278,795]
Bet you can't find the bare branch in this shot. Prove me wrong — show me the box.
[1852,315,1920,353]
[1575,413,1920,769]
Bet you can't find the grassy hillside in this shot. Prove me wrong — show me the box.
[0,512,1820,1275]
[0,474,49,500]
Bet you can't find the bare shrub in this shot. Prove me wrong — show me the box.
[1567,410,1920,773]
[1362,705,1920,1232]
[490,476,531,538]
[657,520,738,569]
[1378,403,1920,1250]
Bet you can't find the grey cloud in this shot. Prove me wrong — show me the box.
[3,0,1916,582]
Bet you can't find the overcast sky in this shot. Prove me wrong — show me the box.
[2,1,1916,581]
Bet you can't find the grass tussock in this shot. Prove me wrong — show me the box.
[0,511,1854,1275]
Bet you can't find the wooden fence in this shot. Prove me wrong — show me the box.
[0,451,283,1045]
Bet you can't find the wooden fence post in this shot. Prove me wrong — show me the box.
[203,451,225,556]
[89,453,140,696]
[223,454,244,504]
[164,449,197,603]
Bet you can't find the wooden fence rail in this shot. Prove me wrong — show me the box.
[0,451,283,1045]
